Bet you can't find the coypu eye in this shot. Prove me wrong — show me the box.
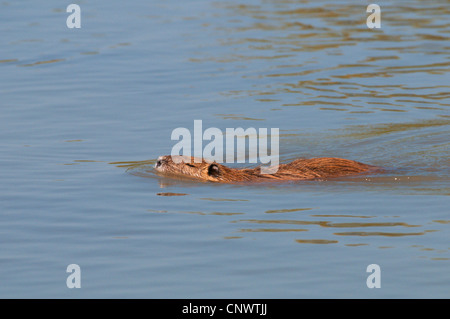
[186,163,195,167]
[207,164,220,177]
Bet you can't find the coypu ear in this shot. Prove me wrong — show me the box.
[207,164,221,177]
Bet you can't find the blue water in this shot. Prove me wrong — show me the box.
[0,0,449,298]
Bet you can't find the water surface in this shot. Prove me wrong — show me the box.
[0,0,449,298]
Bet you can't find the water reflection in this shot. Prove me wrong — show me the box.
[296,239,338,244]
[225,212,439,248]
[19,59,65,67]
[199,0,449,119]
[199,198,249,202]
[147,208,438,248]
[240,228,307,233]
[223,210,446,258]
[232,218,421,229]
[333,231,425,237]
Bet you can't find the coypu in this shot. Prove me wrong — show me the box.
[154,155,378,183]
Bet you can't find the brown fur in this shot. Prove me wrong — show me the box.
[154,155,378,183]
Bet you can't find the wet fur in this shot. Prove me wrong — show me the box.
[154,155,377,183]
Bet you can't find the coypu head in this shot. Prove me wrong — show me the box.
[154,155,227,182]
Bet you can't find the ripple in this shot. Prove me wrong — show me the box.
[19,59,65,67]
[334,231,425,237]
[295,239,338,244]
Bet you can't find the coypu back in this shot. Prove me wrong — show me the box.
[154,155,378,183]
[283,157,375,179]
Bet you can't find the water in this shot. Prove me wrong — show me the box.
[0,0,449,298]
